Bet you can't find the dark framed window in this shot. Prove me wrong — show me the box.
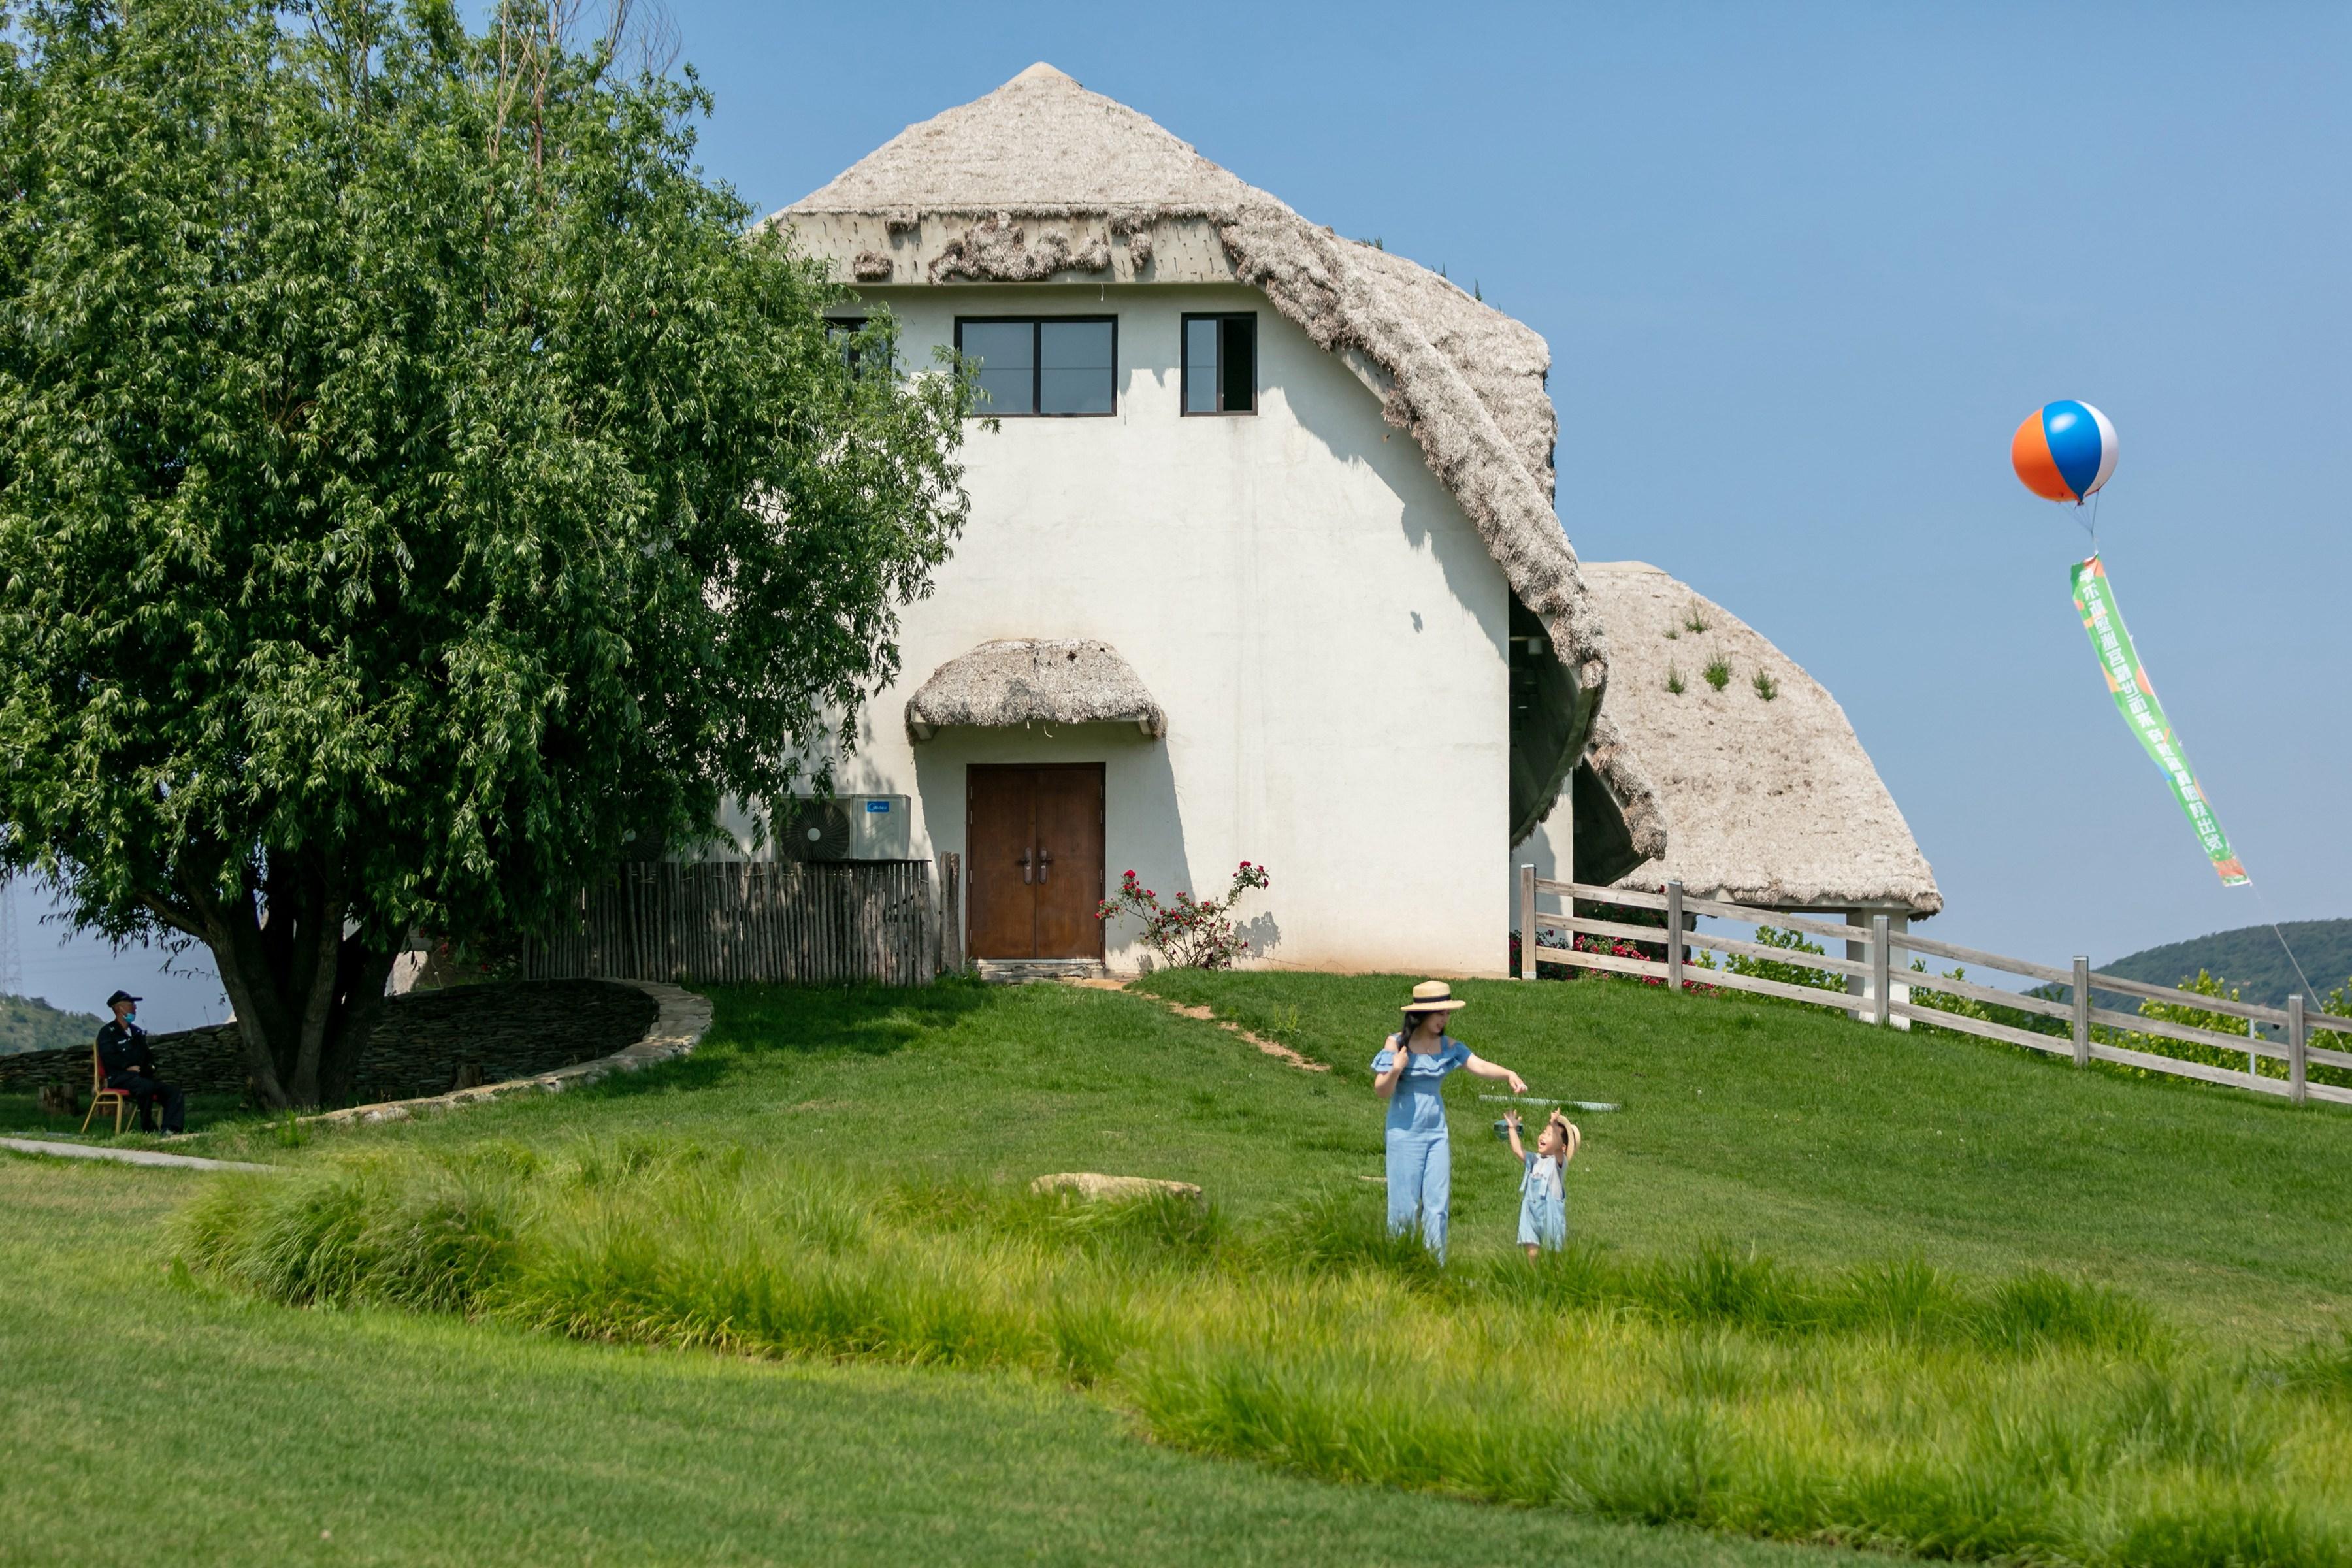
[826,317,887,378]
[1181,313,1257,415]
[953,316,1117,416]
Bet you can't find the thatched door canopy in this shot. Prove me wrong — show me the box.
[905,639,1166,741]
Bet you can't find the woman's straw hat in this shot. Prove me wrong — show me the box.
[1401,979,1469,1014]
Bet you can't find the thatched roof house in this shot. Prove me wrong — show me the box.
[742,65,1932,976]
[774,63,1652,853]
[1565,563,1940,917]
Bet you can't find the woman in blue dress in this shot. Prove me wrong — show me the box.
[1370,980,1529,1262]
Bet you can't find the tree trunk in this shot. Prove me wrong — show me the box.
[286,875,346,1106]
[319,945,399,1107]
[186,851,396,1111]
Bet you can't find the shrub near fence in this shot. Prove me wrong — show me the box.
[1517,870,2352,1107]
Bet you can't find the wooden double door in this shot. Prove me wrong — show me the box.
[966,764,1105,961]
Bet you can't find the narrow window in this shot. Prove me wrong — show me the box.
[954,318,1117,417]
[826,317,887,378]
[1219,316,1256,413]
[1183,317,1220,414]
[1182,312,1256,415]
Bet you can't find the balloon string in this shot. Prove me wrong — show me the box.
[2076,490,2102,550]
[2244,877,2322,1011]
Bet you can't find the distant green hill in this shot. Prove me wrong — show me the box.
[2096,919,2352,1009]
[0,992,105,1055]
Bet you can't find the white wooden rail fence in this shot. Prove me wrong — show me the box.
[1517,868,2352,1108]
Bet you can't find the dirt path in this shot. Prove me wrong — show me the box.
[0,1137,274,1173]
[1068,977,1328,1073]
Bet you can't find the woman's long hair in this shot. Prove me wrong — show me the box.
[1397,1007,1445,1053]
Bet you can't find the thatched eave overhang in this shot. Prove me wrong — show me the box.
[906,639,1166,742]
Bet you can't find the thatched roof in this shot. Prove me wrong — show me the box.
[1580,563,1940,916]
[905,640,1167,740]
[772,64,1624,844]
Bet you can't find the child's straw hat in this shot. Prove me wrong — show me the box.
[1556,1118,1582,1163]
[1401,980,1469,1014]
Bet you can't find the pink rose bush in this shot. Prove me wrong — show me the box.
[1097,860,1271,970]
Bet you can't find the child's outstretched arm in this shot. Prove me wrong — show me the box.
[1503,1109,1526,1161]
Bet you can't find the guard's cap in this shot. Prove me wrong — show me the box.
[105,990,142,1006]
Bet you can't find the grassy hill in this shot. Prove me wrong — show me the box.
[8,971,2351,1565]
[2097,917,2352,1007]
[0,992,102,1055]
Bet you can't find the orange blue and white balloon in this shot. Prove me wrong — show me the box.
[2011,400,2118,504]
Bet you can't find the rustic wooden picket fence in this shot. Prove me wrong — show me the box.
[525,858,956,987]
[1518,870,2352,1107]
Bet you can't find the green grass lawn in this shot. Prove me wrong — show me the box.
[0,1152,1850,1568]
[1126,972,2352,1335]
[186,969,2352,1334]
[15,971,2352,1565]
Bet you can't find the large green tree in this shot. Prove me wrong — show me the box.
[0,0,971,1106]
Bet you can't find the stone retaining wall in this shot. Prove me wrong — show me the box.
[0,981,657,1106]
[0,1022,242,1094]
[310,982,707,1127]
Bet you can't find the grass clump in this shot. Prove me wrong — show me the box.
[1666,663,1687,695]
[178,1157,517,1315]
[1259,1187,1445,1288]
[1752,670,1778,701]
[178,1148,2352,1567]
[1703,654,1732,691]
[1683,603,1710,634]
[1475,1243,2154,1358]
[2268,1328,2352,1403]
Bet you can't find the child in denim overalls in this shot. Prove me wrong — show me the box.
[1501,1109,1579,1257]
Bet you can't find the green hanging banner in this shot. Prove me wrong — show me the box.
[2070,555,2248,886]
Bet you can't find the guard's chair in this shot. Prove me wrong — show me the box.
[78,1041,136,1136]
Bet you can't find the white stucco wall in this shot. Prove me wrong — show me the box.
[816,282,1515,977]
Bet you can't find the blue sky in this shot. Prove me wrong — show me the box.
[15,1,2347,1027]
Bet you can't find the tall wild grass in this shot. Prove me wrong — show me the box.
[178,1144,2352,1567]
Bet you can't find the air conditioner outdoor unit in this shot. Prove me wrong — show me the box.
[777,795,911,862]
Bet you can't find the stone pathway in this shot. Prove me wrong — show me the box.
[0,1137,274,1174]
[1067,977,1327,1073]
